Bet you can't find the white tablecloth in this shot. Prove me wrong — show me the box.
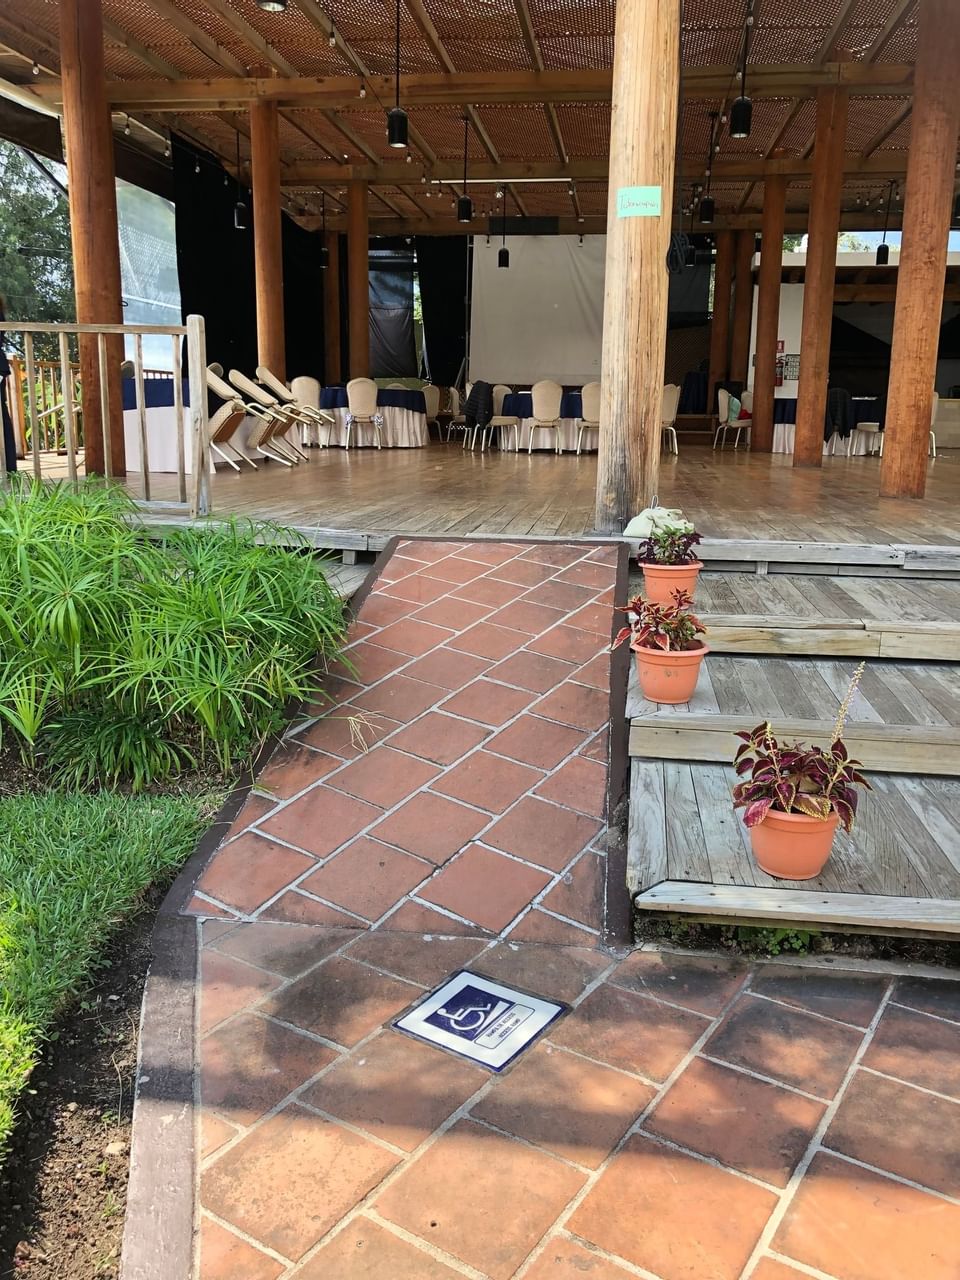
[318,406,428,448]
[123,406,212,474]
[511,418,598,453]
[772,423,873,457]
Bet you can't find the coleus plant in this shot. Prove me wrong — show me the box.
[612,589,706,653]
[637,527,702,566]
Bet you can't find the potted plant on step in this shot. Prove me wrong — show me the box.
[613,589,708,705]
[622,507,704,605]
[732,663,871,880]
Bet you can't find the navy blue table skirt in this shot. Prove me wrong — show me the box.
[500,390,583,419]
[320,387,426,414]
[122,377,190,410]
[772,397,883,429]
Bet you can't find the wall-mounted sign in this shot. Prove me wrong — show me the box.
[616,186,662,218]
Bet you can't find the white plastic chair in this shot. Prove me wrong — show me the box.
[576,381,601,455]
[227,369,302,464]
[529,379,564,454]
[661,383,681,455]
[713,387,751,450]
[345,378,384,449]
[205,367,258,470]
[257,366,334,446]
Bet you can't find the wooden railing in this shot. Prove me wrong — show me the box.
[0,316,211,517]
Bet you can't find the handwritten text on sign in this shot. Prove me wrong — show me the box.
[616,186,662,218]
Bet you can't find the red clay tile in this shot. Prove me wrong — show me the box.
[484,796,602,871]
[222,792,275,841]
[396,540,466,561]
[475,1043,652,1168]
[378,899,493,936]
[553,983,710,1081]
[345,619,379,643]
[417,844,552,931]
[332,641,409,683]
[386,712,490,765]
[379,554,432,581]
[302,1030,484,1150]
[863,1002,960,1095]
[749,1261,811,1280]
[371,618,455,656]
[431,750,544,814]
[477,940,610,1002]
[774,1152,960,1280]
[448,620,528,660]
[184,894,237,919]
[581,727,610,762]
[611,950,747,1015]
[256,892,361,928]
[892,975,960,1023]
[540,851,603,928]
[522,1238,635,1278]
[199,951,283,1036]
[259,787,381,859]
[527,625,607,665]
[196,833,316,915]
[380,575,452,605]
[492,599,568,634]
[456,543,523,565]
[326,746,440,809]
[522,580,597,612]
[536,756,607,818]
[555,562,615,590]
[294,1217,463,1279]
[371,791,490,864]
[199,1216,283,1280]
[202,1105,399,1262]
[300,711,402,760]
[505,908,598,946]
[705,994,862,1098]
[573,652,612,690]
[422,556,487,585]
[489,649,578,693]
[255,743,341,800]
[533,681,610,732]
[374,1119,585,1280]
[487,714,587,770]
[343,930,488,987]
[400,647,492,690]
[452,576,525,607]
[570,1133,777,1280]
[748,965,889,1029]
[202,1012,335,1126]
[201,919,237,943]
[440,678,538,726]
[350,674,447,723]
[645,1055,824,1188]
[490,557,556,586]
[200,1112,237,1160]
[261,955,418,1046]
[411,596,493,630]
[825,1069,960,1195]
[358,594,420,627]
[299,838,430,922]
[519,544,586,567]
[212,921,348,977]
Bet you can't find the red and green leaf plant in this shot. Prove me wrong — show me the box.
[636,528,702,566]
[612,589,706,653]
[732,662,871,833]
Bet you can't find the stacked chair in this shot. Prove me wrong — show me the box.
[204,367,258,470]
[227,369,306,466]
[256,366,335,446]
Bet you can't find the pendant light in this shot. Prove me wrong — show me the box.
[457,115,473,223]
[699,113,717,225]
[876,180,895,265]
[387,0,408,147]
[498,188,509,268]
[233,133,247,230]
[256,0,287,10]
[319,192,329,268]
[730,0,754,139]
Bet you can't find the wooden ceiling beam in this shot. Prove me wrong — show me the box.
[512,0,569,164]
[863,0,915,63]
[861,102,912,159]
[817,0,859,63]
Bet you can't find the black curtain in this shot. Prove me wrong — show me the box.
[282,216,325,382]
[416,236,468,385]
[369,238,416,377]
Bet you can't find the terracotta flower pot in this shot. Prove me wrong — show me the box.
[633,641,708,705]
[641,560,704,606]
[749,808,840,881]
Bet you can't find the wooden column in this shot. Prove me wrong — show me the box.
[707,230,734,415]
[322,231,341,383]
[250,101,286,381]
[752,175,788,452]
[347,183,370,379]
[594,0,680,533]
[880,0,960,499]
[60,0,125,476]
[729,231,755,389]
[793,86,848,468]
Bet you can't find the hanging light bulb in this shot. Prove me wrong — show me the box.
[194,158,200,174]
[498,187,509,268]
[699,112,717,226]
[164,138,171,158]
[31,61,39,76]
[359,83,366,98]
[318,192,328,268]
[328,28,336,46]
[458,115,472,222]
[699,195,715,225]
[876,178,895,264]
[256,0,287,9]
[233,133,247,229]
[387,0,408,147]
[124,115,131,136]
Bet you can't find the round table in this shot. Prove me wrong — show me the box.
[499,390,596,452]
[314,386,429,448]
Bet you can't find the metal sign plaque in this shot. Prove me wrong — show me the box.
[393,970,567,1072]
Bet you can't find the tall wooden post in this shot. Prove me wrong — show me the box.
[793,86,848,468]
[323,231,341,384]
[347,183,370,379]
[880,0,960,499]
[60,0,125,476]
[752,174,788,452]
[707,230,734,415]
[594,0,680,532]
[250,101,286,381]
[729,231,755,389]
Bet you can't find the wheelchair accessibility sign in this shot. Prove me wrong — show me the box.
[393,970,567,1071]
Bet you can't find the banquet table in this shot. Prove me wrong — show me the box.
[317,386,428,447]
[120,376,211,474]
[499,390,596,452]
[771,396,883,456]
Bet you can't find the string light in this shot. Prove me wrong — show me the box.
[32,61,40,76]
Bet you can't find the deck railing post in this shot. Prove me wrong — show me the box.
[171,335,187,504]
[96,332,114,481]
[186,314,211,518]
[58,332,78,487]
[133,333,151,502]
[24,334,42,482]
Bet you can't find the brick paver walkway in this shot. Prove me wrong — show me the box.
[154,539,960,1280]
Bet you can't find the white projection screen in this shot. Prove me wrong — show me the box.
[469,235,605,385]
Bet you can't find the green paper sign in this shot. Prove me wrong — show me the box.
[616,186,662,218]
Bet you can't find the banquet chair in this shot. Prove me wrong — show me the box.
[204,368,258,470]
[422,384,442,438]
[345,378,384,449]
[713,388,752,450]
[576,381,601,455]
[257,366,335,446]
[386,382,407,389]
[227,369,303,465]
[230,369,311,461]
[661,383,681,455]
[444,386,469,442]
[488,383,518,451]
[529,379,564,454]
[871,391,941,459]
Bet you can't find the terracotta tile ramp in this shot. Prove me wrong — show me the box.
[121,539,960,1280]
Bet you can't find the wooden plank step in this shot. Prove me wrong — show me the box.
[633,880,960,934]
[628,715,960,776]
[701,614,960,660]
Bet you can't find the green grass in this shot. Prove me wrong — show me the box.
[0,789,217,1156]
